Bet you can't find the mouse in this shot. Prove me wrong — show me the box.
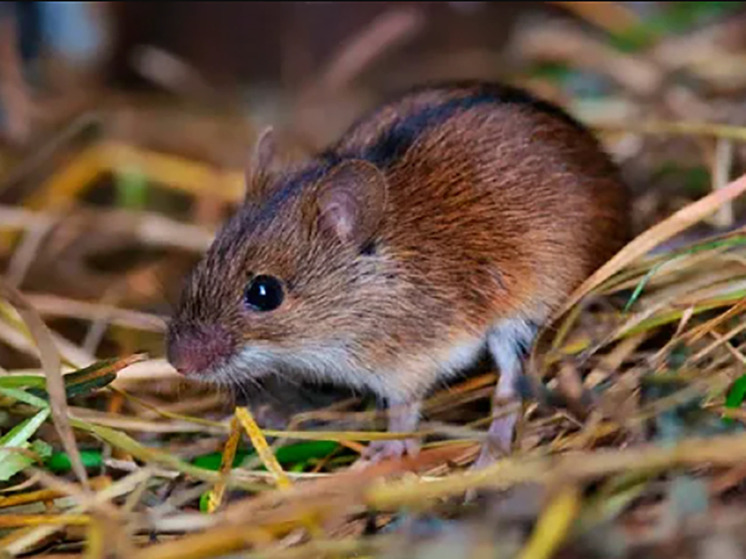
[165,80,630,468]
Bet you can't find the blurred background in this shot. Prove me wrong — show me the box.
[2,0,746,379]
[6,6,746,556]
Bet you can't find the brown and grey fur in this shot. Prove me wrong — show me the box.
[166,81,630,465]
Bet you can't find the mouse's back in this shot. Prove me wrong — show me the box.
[326,81,629,331]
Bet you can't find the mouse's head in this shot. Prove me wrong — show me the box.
[166,128,396,388]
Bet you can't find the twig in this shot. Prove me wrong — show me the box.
[6,214,59,288]
[0,111,101,197]
[129,45,218,104]
[712,138,735,229]
[0,15,32,144]
[307,6,425,96]
[24,293,166,333]
[0,204,215,253]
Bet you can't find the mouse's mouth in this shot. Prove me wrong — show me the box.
[176,344,284,388]
[166,323,233,377]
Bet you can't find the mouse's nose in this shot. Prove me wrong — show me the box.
[166,323,235,376]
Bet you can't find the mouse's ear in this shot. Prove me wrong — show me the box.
[244,126,278,203]
[314,160,388,247]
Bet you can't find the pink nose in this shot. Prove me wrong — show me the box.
[166,324,235,376]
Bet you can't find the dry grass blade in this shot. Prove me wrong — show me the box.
[1,469,153,556]
[367,432,746,508]
[69,419,263,491]
[0,279,89,488]
[235,407,291,490]
[0,476,109,509]
[0,514,91,528]
[518,485,582,559]
[206,415,241,513]
[594,120,746,142]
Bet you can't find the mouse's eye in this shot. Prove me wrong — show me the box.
[244,275,284,312]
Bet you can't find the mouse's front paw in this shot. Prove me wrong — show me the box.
[350,438,419,470]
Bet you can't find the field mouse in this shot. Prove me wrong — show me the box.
[166,81,630,467]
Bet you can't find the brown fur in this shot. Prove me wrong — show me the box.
[167,81,630,408]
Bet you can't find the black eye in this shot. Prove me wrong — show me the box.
[244,275,284,312]
[360,240,377,256]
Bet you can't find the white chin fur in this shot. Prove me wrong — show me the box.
[202,343,387,395]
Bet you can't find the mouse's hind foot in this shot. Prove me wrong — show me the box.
[471,409,517,470]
